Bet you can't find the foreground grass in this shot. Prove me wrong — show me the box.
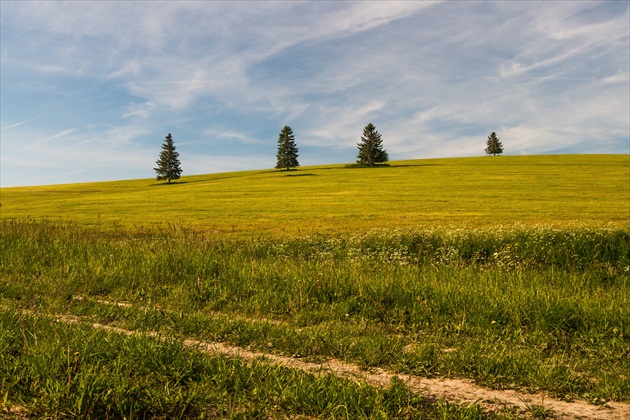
[1,155,628,417]
[1,155,628,236]
[1,220,628,417]
[1,310,486,419]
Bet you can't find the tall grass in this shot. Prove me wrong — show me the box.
[2,220,628,410]
[0,309,485,419]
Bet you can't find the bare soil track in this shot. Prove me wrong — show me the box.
[54,312,630,420]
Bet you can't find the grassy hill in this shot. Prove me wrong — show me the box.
[2,154,630,418]
[1,154,628,236]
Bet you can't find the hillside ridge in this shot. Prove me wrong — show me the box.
[1,154,628,236]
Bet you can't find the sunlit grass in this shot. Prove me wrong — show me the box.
[1,154,628,417]
[2,309,487,419]
[2,220,628,409]
[1,155,628,237]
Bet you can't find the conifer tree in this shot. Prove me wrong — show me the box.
[154,133,182,183]
[357,123,388,166]
[485,132,504,156]
[275,126,299,171]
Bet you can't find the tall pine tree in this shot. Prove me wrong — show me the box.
[485,132,504,156]
[154,133,182,183]
[357,123,388,166]
[275,126,299,171]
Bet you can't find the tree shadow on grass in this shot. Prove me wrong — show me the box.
[345,163,392,169]
[148,173,254,186]
[149,181,190,187]
[391,163,445,168]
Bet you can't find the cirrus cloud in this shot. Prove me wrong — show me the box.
[1,0,627,186]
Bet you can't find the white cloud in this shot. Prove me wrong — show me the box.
[1,0,628,186]
[601,72,629,84]
[1,118,38,131]
[28,128,81,149]
[203,129,259,145]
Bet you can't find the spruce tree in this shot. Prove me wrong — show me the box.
[485,132,504,156]
[357,123,388,166]
[154,133,182,183]
[275,126,299,171]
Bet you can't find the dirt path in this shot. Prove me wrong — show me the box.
[190,338,629,419]
[59,315,629,420]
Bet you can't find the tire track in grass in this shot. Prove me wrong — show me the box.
[72,294,297,329]
[59,299,630,420]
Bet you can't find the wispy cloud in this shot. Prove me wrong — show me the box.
[34,128,80,145]
[203,129,259,145]
[1,118,37,131]
[1,1,627,187]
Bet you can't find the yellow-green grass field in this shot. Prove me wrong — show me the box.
[2,154,630,418]
[1,154,628,236]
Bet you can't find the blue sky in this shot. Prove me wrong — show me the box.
[1,1,628,187]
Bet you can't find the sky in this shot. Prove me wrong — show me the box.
[1,1,628,187]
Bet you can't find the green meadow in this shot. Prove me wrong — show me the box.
[1,154,628,236]
[1,154,629,418]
